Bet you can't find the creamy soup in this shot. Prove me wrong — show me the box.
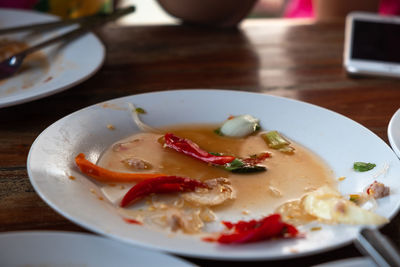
[98,125,336,219]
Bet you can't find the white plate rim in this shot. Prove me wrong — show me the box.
[388,108,400,158]
[313,256,375,267]
[27,89,400,261]
[0,230,196,266]
[0,8,105,108]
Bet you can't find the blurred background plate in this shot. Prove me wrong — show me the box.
[0,231,196,267]
[0,8,105,108]
[313,257,376,267]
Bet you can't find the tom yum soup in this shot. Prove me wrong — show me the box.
[75,108,389,244]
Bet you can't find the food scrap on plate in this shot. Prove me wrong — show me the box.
[74,106,390,244]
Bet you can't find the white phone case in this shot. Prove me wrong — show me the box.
[344,12,400,78]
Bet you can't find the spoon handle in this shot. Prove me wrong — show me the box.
[0,6,135,36]
[18,6,135,56]
[0,14,98,36]
[355,228,400,267]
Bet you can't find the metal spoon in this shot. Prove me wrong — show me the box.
[355,227,400,267]
[0,6,135,80]
[0,26,89,80]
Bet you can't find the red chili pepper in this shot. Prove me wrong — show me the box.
[204,214,298,244]
[164,133,235,165]
[75,153,167,183]
[123,218,142,225]
[120,176,208,207]
[242,152,271,165]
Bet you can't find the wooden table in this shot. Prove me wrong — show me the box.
[1,18,400,266]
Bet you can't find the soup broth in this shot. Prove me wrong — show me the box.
[98,125,336,217]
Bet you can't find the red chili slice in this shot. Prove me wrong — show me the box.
[242,152,271,165]
[164,133,235,165]
[123,218,142,225]
[120,176,208,207]
[205,214,299,244]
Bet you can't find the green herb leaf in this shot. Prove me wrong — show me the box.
[349,194,360,203]
[263,131,290,149]
[224,158,266,173]
[214,128,223,136]
[135,107,146,114]
[262,131,295,154]
[230,165,266,173]
[209,152,222,156]
[353,162,376,172]
[224,158,245,171]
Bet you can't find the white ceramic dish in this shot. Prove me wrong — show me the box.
[0,231,195,267]
[313,257,376,267]
[0,8,105,108]
[27,90,400,260]
[388,108,400,158]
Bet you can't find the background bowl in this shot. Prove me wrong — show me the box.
[156,0,257,27]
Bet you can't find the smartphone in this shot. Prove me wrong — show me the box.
[344,12,400,78]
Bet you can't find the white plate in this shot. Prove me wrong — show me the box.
[0,8,105,108]
[27,90,400,260]
[313,257,376,267]
[388,108,400,158]
[0,231,195,267]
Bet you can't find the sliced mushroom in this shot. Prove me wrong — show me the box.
[182,177,236,206]
[148,207,204,234]
[112,139,141,152]
[122,157,152,170]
